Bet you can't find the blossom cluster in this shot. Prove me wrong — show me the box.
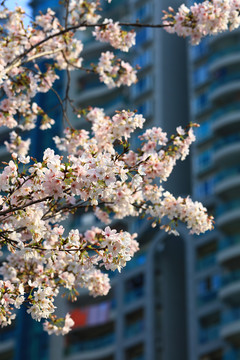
[0,0,223,336]
[0,2,137,133]
[0,7,83,130]
[44,313,75,335]
[163,0,240,44]
[0,112,213,334]
[69,0,101,25]
[93,19,136,51]
[4,131,31,157]
[0,280,24,326]
[96,52,137,88]
[0,225,137,327]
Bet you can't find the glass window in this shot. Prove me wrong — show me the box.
[194,176,216,198]
[193,65,209,87]
[197,275,221,297]
[194,149,213,173]
[134,50,152,68]
[136,28,153,46]
[134,2,152,21]
[192,92,209,114]
[189,39,209,61]
[131,75,152,98]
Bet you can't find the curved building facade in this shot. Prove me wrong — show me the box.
[0,0,191,360]
[189,20,240,360]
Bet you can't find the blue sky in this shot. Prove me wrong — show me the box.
[5,0,31,12]
[5,0,32,24]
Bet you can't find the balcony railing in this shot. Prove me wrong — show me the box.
[215,133,240,151]
[131,356,145,360]
[211,72,240,91]
[196,253,216,271]
[217,199,240,217]
[222,270,240,287]
[223,349,240,360]
[125,319,144,339]
[219,235,240,250]
[198,291,218,306]
[211,101,240,122]
[216,166,240,185]
[0,330,15,342]
[124,287,144,304]
[66,333,115,355]
[199,324,220,344]
[222,308,240,324]
[210,44,240,64]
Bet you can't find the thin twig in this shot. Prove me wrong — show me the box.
[23,65,74,129]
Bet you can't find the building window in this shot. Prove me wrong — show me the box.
[193,65,209,87]
[125,274,144,304]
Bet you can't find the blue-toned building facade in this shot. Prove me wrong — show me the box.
[189,15,240,360]
[0,0,64,359]
[0,0,192,359]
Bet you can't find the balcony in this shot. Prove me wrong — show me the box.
[130,356,144,360]
[124,287,144,305]
[220,271,240,302]
[221,308,240,342]
[218,236,240,265]
[198,291,218,307]
[217,200,240,232]
[194,149,214,175]
[0,339,15,354]
[210,52,240,73]
[65,333,115,360]
[223,348,240,360]
[196,254,216,272]
[210,75,240,102]
[214,134,240,166]
[199,324,220,344]
[0,329,15,354]
[208,27,240,45]
[125,319,144,339]
[215,166,240,198]
[212,108,240,134]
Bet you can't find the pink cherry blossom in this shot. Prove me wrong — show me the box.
[0,0,220,335]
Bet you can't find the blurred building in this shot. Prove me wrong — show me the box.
[0,0,191,360]
[0,0,64,359]
[188,20,240,360]
[57,1,191,360]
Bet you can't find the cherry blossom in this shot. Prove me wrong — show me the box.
[93,19,136,51]
[162,0,240,44]
[0,0,225,336]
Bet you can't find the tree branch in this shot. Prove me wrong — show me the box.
[4,21,172,75]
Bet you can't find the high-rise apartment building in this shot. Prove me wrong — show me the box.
[0,1,191,359]
[0,1,63,359]
[58,1,191,360]
[189,20,240,360]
